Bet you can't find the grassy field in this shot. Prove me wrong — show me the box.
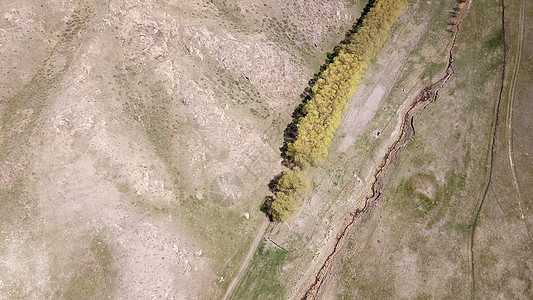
[232,0,531,298]
[473,0,533,297]
[231,240,289,299]
[317,0,533,298]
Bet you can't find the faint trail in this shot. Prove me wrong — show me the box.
[300,2,469,299]
[506,0,526,220]
[504,0,533,247]
[467,0,529,298]
[222,218,270,300]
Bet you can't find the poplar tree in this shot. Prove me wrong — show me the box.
[269,0,408,221]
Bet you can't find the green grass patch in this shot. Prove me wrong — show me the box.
[231,241,288,300]
[419,61,447,80]
[338,258,395,299]
[55,233,117,299]
[484,28,503,50]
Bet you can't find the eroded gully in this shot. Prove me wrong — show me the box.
[301,2,471,299]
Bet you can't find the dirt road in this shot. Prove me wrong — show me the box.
[222,218,270,300]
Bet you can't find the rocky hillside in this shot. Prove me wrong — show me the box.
[0,0,364,298]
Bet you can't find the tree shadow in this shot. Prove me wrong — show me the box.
[266,0,378,221]
[268,172,284,193]
[261,172,284,219]
[260,195,275,221]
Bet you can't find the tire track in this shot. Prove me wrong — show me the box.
[506,0,528,221]
[468,0,530,298]
[300,2,470,299]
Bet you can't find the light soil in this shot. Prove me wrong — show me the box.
[0,0,362,298]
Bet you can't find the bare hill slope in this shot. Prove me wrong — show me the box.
[0,0,363,298]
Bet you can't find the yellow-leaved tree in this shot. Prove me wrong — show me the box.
[268,0,407,221]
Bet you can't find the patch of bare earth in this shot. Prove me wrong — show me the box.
[0,0,360,298]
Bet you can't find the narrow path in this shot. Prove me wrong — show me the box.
[221,218,270,300]
[468,0,529,298]
[505,0,533,246]
[506,0,526,219]
[300,2,469,299]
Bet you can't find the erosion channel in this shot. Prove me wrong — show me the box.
[301,1,471,299]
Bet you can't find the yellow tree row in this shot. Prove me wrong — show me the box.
[270,0,408,221]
